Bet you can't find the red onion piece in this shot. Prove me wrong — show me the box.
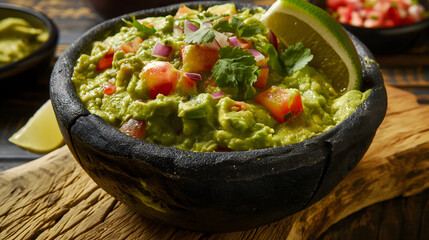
[173,26,183,36]
[248,49,265,64]
[213,30,229,47]
[260,64,269,69]
[152,42,173,58]
[210,91,225,100]
[184,20,199,34]
[185,72,202,81]
[268,30,278,51]
[228,36,239,47]
[203,21,213,28]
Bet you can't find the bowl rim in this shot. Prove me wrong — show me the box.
[0,3,59,79]
[50,1,387,176]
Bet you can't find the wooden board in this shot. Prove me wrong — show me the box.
[1,85,429,240]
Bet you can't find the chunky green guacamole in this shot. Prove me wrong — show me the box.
[0,17,48,66]
[71,3,370,152]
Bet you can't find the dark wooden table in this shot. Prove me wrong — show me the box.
[1,0,429,239]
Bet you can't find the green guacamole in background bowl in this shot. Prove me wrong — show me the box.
[0,17,48,66]
[71,3,370,152]
[0,3,58,83]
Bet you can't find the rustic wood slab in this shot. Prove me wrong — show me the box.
[1,85,429,240]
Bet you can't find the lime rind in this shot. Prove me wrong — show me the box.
[261,0,362,92]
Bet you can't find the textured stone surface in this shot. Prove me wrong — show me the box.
[50,1,387,232]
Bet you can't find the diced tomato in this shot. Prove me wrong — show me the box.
[103,82,116,95]
[96,48,115,71]
[213,16,231,24]
[253,66,269,90]
[231,101,249,112]
[181,45,219,73]
[337,4,354,24]
[141,61,179,99]
[326,0,347,10]
[117,37,143,54]
[96,37,143,72]
[231,37,252,49]
[402,15,416,25]
[119,119,146,139]
[254,86,303,123]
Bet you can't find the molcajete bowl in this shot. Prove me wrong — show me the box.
[50,1,387,232]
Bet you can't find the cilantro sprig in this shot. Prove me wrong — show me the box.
[213,16,264,39]
[267,42,313,76]
[122,15,156,36]
[184,25,216,44]
[212,46,259,89]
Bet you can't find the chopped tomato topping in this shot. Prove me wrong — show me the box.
[181,45,219,73]
[119,119,145,139]
[103,82,116,95]
[254,86,303,123]
[117,36,143,53]
[213,16,231,24]
[96,48,115,71]
[141,61,179,99]
[232,37,252,49]
[96,37,143,72]
[231,101,249,112]
[253,66,269,90]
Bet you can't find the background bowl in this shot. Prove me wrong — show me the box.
[50,1,387,232]
[0,3,58,83]
[310,0,429,54]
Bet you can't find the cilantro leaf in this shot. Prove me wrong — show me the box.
[267,42,313,76]
[184,25,216,44]
[122,15,156,35]
[200,15,221,22]
[266,44,285,75]
[229,16,243,34]
[280,42,313,75]
[212,19,233,33]
[212,16,263,39]
[212,46,259,89]
[239,24,264,39]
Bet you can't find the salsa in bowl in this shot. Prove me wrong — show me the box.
[50,1,387,232]
[310,0,429,53]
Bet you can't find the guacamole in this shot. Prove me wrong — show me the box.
[0,17,48,66]
[71,3,370,152]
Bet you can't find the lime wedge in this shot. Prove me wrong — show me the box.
[9,100,64,153]
[261,0,362,92]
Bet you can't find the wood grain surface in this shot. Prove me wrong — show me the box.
[1,85,428,240]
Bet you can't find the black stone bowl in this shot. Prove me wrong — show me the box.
[310,0,429,54]
[0,3,58,81]
[50,1,387,232]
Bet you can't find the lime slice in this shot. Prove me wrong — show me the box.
[9,100,64,153]
[261,0,362,92]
